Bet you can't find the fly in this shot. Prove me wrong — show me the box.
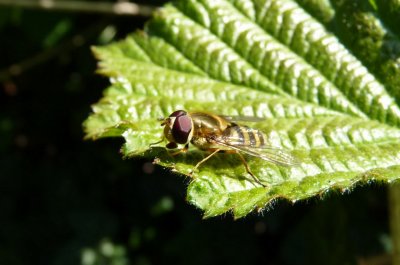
[156,110,298,187]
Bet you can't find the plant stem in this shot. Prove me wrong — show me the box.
[389,183,400,265]
[0,0,156,16]
[0,20,109,81]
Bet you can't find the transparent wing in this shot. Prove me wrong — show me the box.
[214,139,299,166]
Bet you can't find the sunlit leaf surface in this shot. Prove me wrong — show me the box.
[84,0,400,218]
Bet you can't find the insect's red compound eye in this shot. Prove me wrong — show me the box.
[171,113,192,144]
[169,110,187,118]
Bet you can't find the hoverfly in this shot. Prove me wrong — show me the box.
[156,110,298,187]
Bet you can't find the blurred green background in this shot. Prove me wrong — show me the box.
[0,1,392,264]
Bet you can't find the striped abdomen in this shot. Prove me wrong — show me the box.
[223,125,265,147]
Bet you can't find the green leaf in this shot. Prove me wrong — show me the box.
[84,0,400,218]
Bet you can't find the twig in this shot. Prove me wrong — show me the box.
[0,20,109,82]
[0,0,157,16]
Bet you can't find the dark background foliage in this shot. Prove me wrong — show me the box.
[0,1,391,264]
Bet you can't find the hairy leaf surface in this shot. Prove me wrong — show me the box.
[84,0,400,218]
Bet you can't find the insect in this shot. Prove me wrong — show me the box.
[156,110,298,187]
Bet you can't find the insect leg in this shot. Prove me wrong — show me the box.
[169,144,189,156]
[149,137,164,147]
[189,149,221,176]
[236,152,267,187]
